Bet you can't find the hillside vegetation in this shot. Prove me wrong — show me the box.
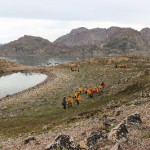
[0,55,150,149]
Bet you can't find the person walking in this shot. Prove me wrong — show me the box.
[76,95,81,105]
[62,97,67,109]
[78,86,83,94]
[68,96,73,108]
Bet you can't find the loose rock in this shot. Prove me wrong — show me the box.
[127,113,142,125]
[45,135,76,150]
[87,131,107,149]
[108,123,128,141]
[24,136,36,144]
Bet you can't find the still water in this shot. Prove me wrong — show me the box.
[4,55,100,66]
[0,72,47,99]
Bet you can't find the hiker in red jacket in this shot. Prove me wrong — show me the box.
[101,82,105,88]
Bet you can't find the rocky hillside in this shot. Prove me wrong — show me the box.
[102,28,149,54]
[54,27,122,47]
[0,35,77,56]
[0,33,79,56]
[0,35,52,56]
[0,27,150,56]
[54,27,150,54]
[140,27,150,47]
[0,35,104,57]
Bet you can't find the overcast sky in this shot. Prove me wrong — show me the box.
[0,0,149,43]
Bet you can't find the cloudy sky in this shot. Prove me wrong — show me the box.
[0,0,149,43]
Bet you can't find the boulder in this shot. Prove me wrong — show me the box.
[45,135,76,150]
[108,123,128,141]
[127,113,142,125]
[87,131,107,149]
[115,124,128,140]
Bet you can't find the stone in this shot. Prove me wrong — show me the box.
[87,131,107,149]
[78,141,88,150]
[107,100,118,109]
[127,113,142,125]
[108,123,128,141]
[24,136,36,144]
[116,124,128,140]
[115,110,121,116]
[43,125,48,130]
[134,101,141,106]
[45,135,76,150]
[103,117,117,128]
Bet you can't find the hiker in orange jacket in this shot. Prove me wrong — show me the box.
[84,87,88,94]
[87,89,94,98]
[74,91,78,99]
[78,86,83,94]
[97,88,101,95]
[76,95,81,105]
[67,96,73,108]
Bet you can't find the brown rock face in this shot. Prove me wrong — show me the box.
[0,27,150,56]
[54,26,150,55]
[140,27,150,47]
[0,35,51,56]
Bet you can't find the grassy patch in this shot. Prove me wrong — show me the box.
[0,56,150,138]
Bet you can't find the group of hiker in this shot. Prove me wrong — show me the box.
[62,82,105,109]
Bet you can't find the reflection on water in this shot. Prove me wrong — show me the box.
[0,72,47,99]
[4,55,98,66]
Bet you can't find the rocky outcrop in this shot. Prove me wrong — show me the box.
[45,135,76,150]
[45,132,108,150]
[140,27,150,47]
[108,123,128,141]
[87,131,107,149]
[24,136,36,144]
[54,26,150,55]
[54,27,123,47]
[126,113,142,125]
[103,28,149,54]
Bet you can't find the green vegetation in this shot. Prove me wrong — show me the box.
[0,56,150,138]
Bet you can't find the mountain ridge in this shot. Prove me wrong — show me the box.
[0,26,150,56]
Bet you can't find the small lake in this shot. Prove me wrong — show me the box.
[2,54,106,66]
[0,72,47,99]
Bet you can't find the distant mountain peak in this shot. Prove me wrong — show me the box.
[141,27,150,36]
[70,27,88,35]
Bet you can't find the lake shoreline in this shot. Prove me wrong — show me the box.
[0,60,56,104]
